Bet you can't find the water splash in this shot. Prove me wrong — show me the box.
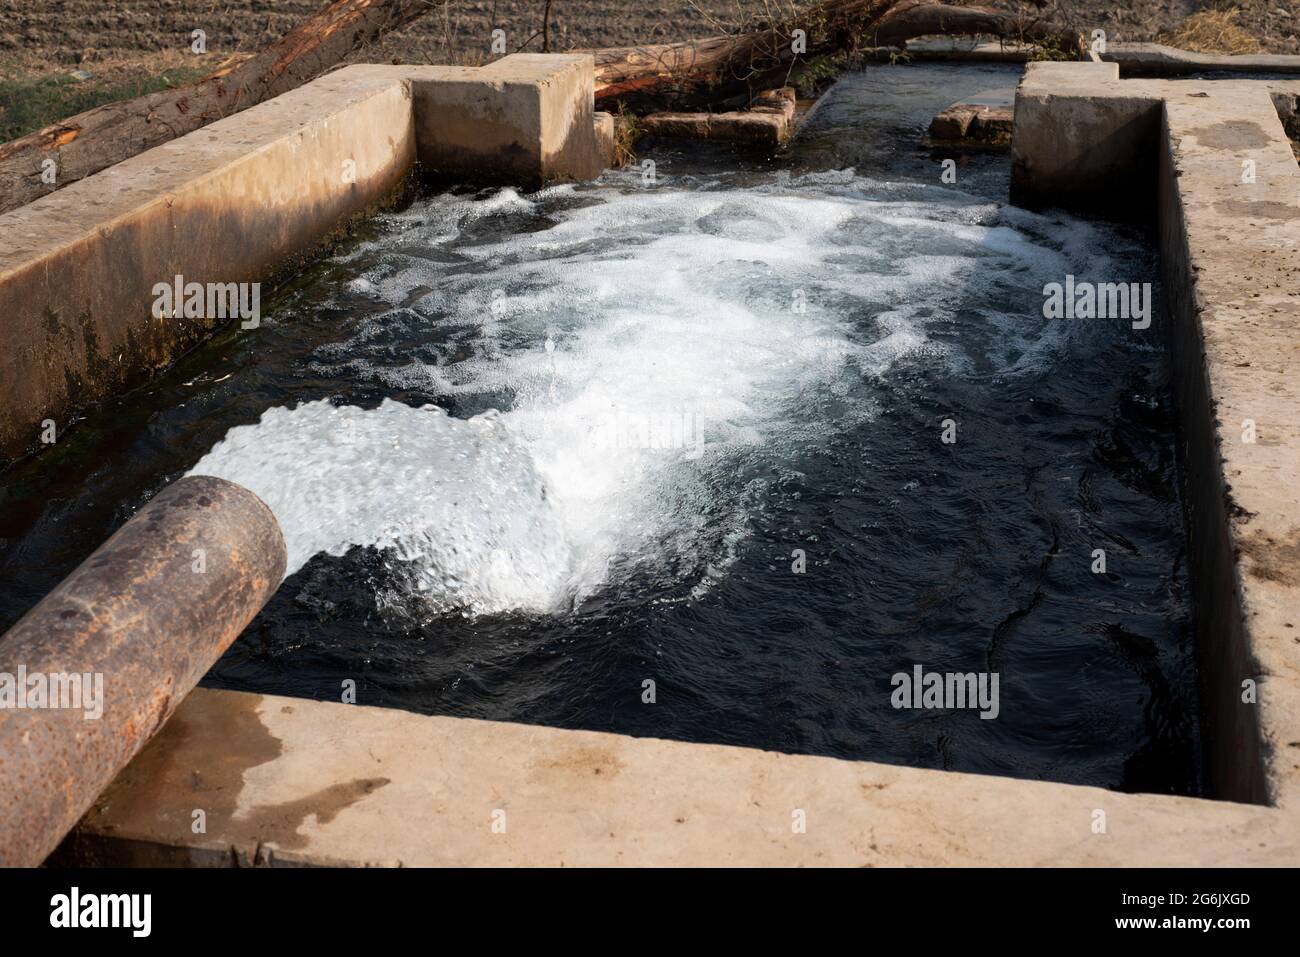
[191,400,573,615]
[191,171,1128,616]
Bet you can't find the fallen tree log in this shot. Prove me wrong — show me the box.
[591,0,902,108]
[0,0,434,215]
[592,0,1082,109]
[871,0,1077,48]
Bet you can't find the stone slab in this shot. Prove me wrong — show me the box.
[639,88,797,146]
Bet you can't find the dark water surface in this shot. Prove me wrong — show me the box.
[0,64,1201,794]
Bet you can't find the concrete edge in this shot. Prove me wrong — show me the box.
[58,687,1299,867]
[1011,63,1300,807]
[895,39,1300,76]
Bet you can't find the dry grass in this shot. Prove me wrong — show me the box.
[0,50,243,141]
[1159,9,1262,55]
[612,106,640,167]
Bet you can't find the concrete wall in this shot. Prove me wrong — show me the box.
[0,67,416,472]
[1013,64,1300,808]
[0,56,607,471]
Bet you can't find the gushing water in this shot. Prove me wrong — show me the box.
[2,65,1196,793]
[190,171,1129,616]
[189,399,573,615]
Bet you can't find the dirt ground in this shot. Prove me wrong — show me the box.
[0,1,753,72]
[0,0,1296,70]
[0,1,1296,140]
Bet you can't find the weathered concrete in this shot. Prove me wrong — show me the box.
[593,111,617,168]
[895,39,1300,76]
[639,88,798,146]
[1013,62,1300,808]
[0,66,417,472]
[53,687,1299,867]
[411,55,603,184]
[0,55,607,471]
[1010,62,1161,218]
[929,105,978,139]
[0,478,286,867]
[1102,42,1300,77]
[925,90,1014,149]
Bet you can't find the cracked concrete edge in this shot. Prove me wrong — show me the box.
[54,688,1300,867]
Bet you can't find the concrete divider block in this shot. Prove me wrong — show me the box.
[411,54,601,184]
[1103,42,1300,76]
[1011,62,1160,216]
[640,87,798,147]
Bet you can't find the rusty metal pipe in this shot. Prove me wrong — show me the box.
[0,475,285,866]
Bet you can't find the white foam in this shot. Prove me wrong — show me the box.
[191,171,1122,616]
[190,400,574,615]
